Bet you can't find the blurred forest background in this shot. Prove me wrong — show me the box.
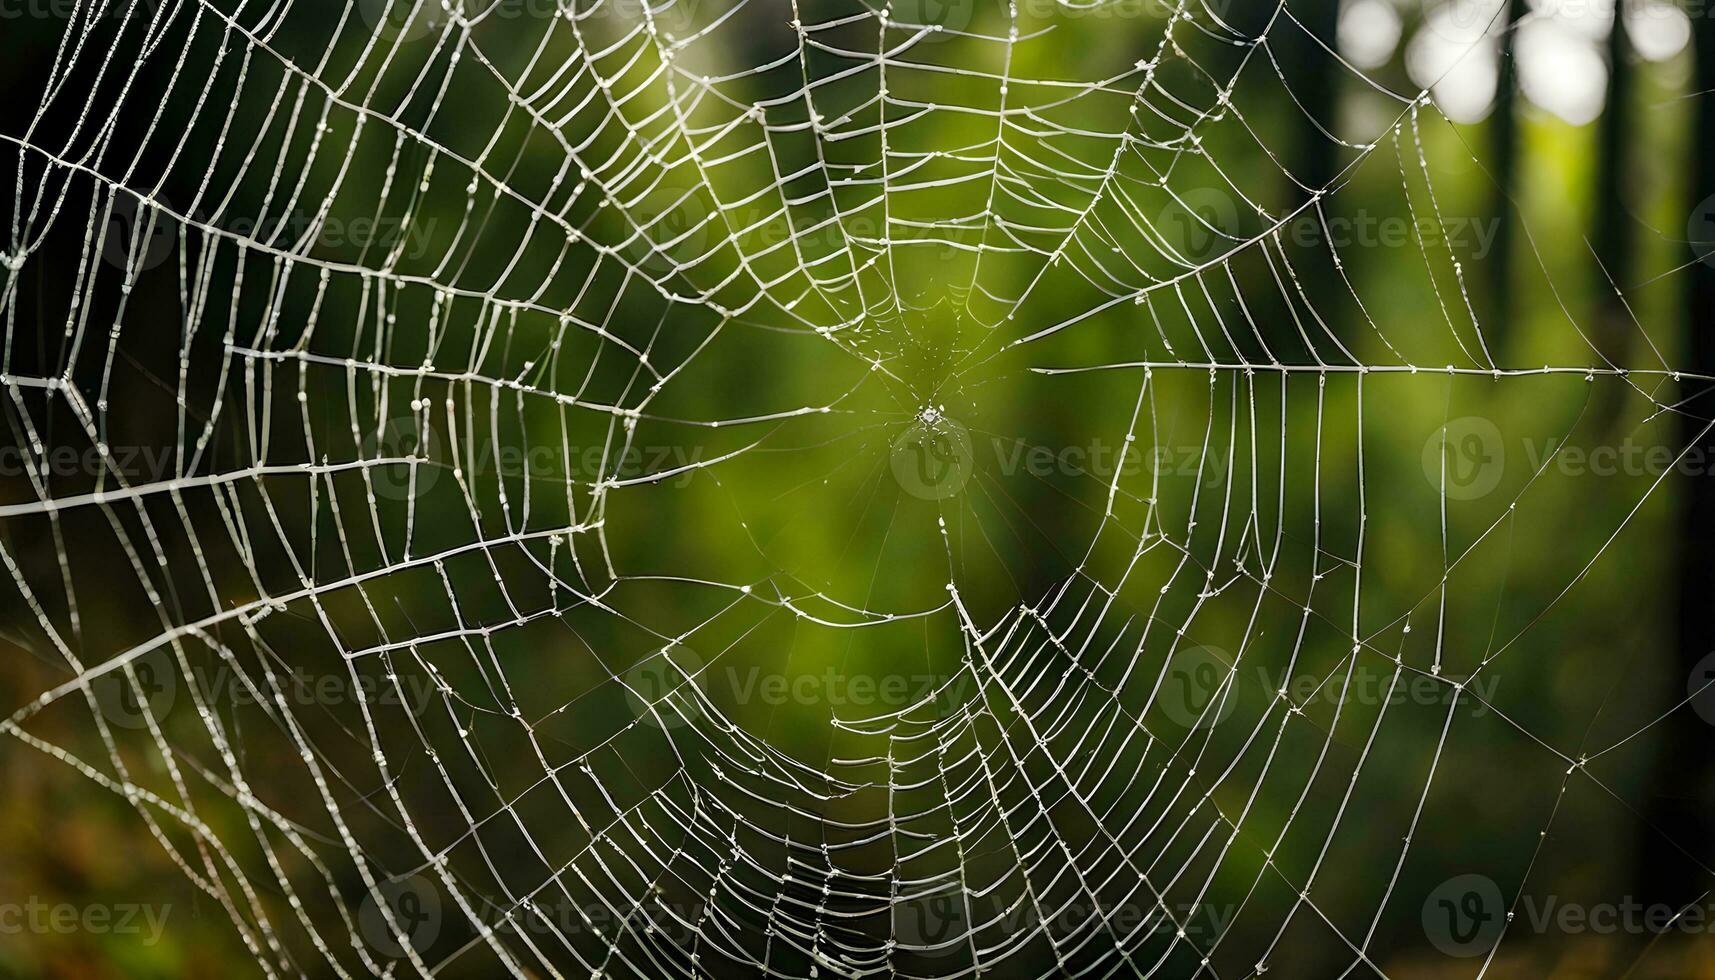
[2,0,1715,977]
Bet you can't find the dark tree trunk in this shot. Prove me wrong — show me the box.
[1644,0,1715,907]
[1291,0,1340,199]
[1284,0,1343,345]
[1486,0,1527,342]
[1592,5,1635,383]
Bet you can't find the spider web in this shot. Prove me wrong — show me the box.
[0,0,1708,977]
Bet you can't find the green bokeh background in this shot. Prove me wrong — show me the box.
[1,0,1713,976]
